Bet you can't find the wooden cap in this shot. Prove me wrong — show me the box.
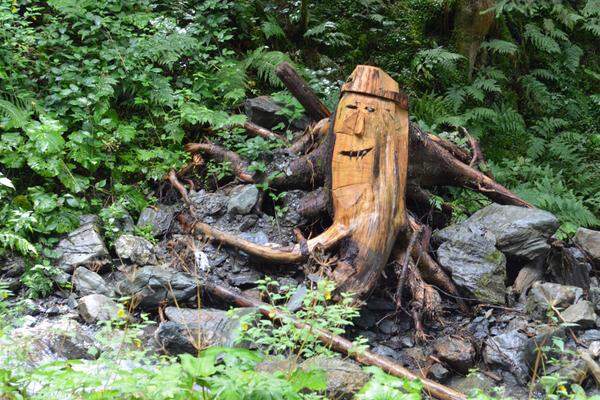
[341,65,408,109]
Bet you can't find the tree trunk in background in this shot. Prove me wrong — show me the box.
[452,0,496,78]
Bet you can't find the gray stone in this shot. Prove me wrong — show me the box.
[562,300,597,329]
[189,190,228,217]
[245,96,309,131]
[512,256,545,296]
[227,185,259,215]
[378,320,398,335]
[548,246,591,290]
[580,330,600,345]
[436,224,506,304]
[430,363,450,381]
[239,231,269,245]
[300,356,370,399]
[228,270,262,288]
[436,203,559,260]
[137,205,176,237]
[433,336,476,373]
[449,372,497,397]
[55,223,108,272]
[526,282,583,321]
[114,234,156,265]
[574,227,600,263]
[115,265,197,309]
[77,294,122,323]
[154,307,256,354]
[588,341,600,358]
[11,318,97,365]
[483,330,530,382]
[524,324,566,366]
[0,256,25,291]
[286,284,308,312]
[72,267,111,296]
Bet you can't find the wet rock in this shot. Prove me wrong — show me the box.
[286,284,307,312]
[11,318,97,365]
[372,344,401,360]
[115,265,196,309]
[512,256,544,297]
[437,204,559,260]
[72,267,111,297]
[430,363,450,381]
[580,330,600,345]
[562,300,597,329]
[154,307,256,354]
[280,190,306,226]
[114,234,156,265]
[483,330,530,382]
[449,372,496,397]
[55,222,108,273]
[245,96,309,131]
[189,190,228,217]
[468,316,490,340]
[300,356,370,399]
[548,246,591,290]
[526,282,583,321]
[137,205,176,237]
[433,336,476,373]
[556,357,588,384]
[588,341,600,357]
[524,324,566,365]
[436,224,506,304]
[0,256,25,291]
[77,294,122,323]
[574,227,600,263]
[378,320,398,335]
[227,185,259,215]
[228,270,262,288]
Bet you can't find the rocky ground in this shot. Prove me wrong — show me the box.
[2,97,600,398]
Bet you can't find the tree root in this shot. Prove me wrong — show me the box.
[244,121,288,143]
[185,142,254,183]
[287,118,330,155]
[166,170,191,205]
[202,280,467,400]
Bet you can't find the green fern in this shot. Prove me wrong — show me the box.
[0,232,37,256]
[524,23,561,53]
[244,48,294,87]
[481,39,519,55]
[0,94,32,129]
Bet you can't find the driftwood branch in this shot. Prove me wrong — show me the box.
[276,62,331,121]
[244,121,288,142]
[185,142,254,183]
[202,281,467,400]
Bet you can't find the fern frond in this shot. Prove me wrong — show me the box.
[481,39,519,55]
[0,232,37,256]
[0,93,33,129]
[261,17,286,40]
[524,23,560,53]
[244,48,293,87]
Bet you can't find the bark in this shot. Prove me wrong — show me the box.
[276,62,331,121]
[244,121,287,142]
[202,281,467,400]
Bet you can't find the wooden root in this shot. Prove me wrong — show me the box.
[203,281,467,400]
[244,121,288,143]
[185,142,254,183]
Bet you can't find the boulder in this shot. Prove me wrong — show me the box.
[189,190,228,218]
[547,246,591,290]
[0,256,25,291]
[512,256,544,297]
[430,363,450,381]
[433,336,476,373]
[114,234,157,265]
[115,265,197,309]
[437,204,558,260]
[154,307,256,354]
[227,185,259,215]
[77,294,122,323]
[574,228,600,263]
[561,300,597,329]
[436,224,506,304]
[244,96,309,131]
[483,330,530,382]
[137,205,176,237]
[10,318,97,365]
[300,356,370,399]
[55,222,108,272]
[526,282,583,321]
[72,267,111,297]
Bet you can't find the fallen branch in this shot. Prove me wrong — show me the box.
[244,121,288,143]
[202,281,467,400]
[166,170,191,205]
[185,142,254,183]
[276,62,331,121]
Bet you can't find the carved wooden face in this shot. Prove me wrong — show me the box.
[331,93,400,211]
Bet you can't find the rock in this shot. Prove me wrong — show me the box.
[244,96,309,131]
[436,224,506,304]
[227,185,259,215]
[114,234,157,265]
[190,190,228,217]
[580,330,600,345]
[574,227,600,263]
[524,324,566,366]
[556,357,588,384]
[239,231,269,245]
[526,282,583,321]
[77,294,122,323]
[72,267,111,297]
[300,356,370,399]
[562,300,597,329]
[436,203,559,260]
[228,270,262,288]
[430,363,450,381]
[483,330,530,382]
[115,265,197,309]
[154,307,256,354]
[137,205,176,237]
[449,372,497,397]
[286,284,307,312]
[0,256,25,291]
[378,320,398,335]
[433,336,476,373]
[548,246,591,290]
[10,318,97,365]
[512,256,544,297]
[55,222,108,273]
[588,341,600,358]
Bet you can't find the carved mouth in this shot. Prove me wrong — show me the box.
[339,147,372,159]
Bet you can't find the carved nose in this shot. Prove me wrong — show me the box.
[353,113,365,136]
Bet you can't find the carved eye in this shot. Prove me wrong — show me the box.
[365,106,375,113]
[346,104,358,109]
